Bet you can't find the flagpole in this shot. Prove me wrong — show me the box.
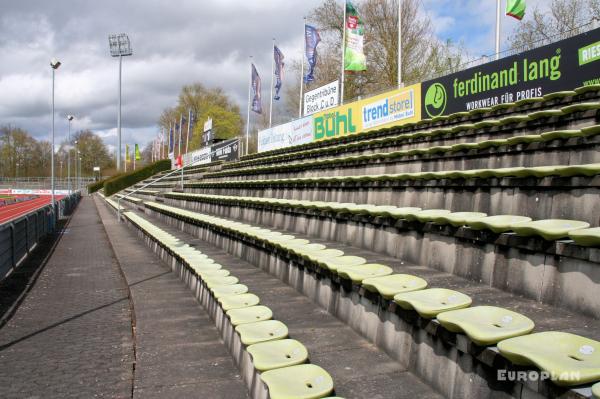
[186,108,191,153]
[245,56,253,155]
[397,0,402,88]
[269,38,275,128]
[133,145,136,170]
[299,17,306,118]
[178,113,183,156]
[340,0,347,105]
[495,0,501,60]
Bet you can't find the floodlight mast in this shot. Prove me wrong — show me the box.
[108,33,132,171]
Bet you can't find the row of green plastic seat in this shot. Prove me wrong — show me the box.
[143,200,600,387]
[228,103,600,171]
[187,163,600,190]
[212,124,600,178]
[240,86,600,163]
[121,210,336,399]
[163,192,600,245]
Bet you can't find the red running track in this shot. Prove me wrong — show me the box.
[0,196,64,225]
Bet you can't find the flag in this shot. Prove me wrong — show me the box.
[304,25,321,83]
[176,154,183,169]
[125,144,130,162]
[273,46,285,100]
[251,63,262,114]
[344,1,367,72]
[506,0,526,20]
[168,124,174,153]
[135,144,141,160]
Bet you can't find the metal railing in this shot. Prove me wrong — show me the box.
[0,193,80,281]
[0,177,97,191]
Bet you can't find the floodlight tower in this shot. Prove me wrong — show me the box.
[108,33,132,171]
[50,58,61,211]
[67,114,74,192]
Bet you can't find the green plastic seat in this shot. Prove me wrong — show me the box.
[387,207,422,220]
[543,90,576,101]
[247,339,308,371]
[289,243,327,255]
[413,209,452,223]
[235,320,288,345]
[321,256,367,272]
[498,332,600,386]
[492,167,530,178]
[475,138,509,149]
[336,263,393,283]
[437,212,488,227]
[505,134,541,145]
[197,269,230,279]
[569,228,600,247]
[212,284,249,299]
[307,249,345,261]
[361,274,428,299]
[436,306,535,346]
[369,205,404,217]
[556,163,600,177]
[540,129,583,141]
[466,215,532,233]
[205,276,239,289]
[191,262,221,273]
[219,293,260,311]
[260,364,334,399]
[593,382,600,398]
[227,305,273,326]
[581,125,600,138]
[510,219,590,240]
[394,288,472,318]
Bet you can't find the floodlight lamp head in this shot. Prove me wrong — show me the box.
[108,33,132,57]
[67,115,74,121]
[50,58,61,69]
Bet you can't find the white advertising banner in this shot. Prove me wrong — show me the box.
[257,116,314,153]
[182,146,211,167]
[303,80,339,116]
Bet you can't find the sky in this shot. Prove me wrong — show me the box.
[0,0,546,152]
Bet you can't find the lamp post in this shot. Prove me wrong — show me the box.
[78,154,82,191]
[67,115,74,192]
[50,58,61,213]
[108,33,132,171]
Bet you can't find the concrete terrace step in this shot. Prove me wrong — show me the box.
[115,201,443,399]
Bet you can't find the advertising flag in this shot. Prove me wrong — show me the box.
[274,46,285,100]
[251,63,262,114]
[506,0,526,20]
[169,124,174,153]
[344,1,367,72]
[304,25,321,83]
[125,144,130,162]
[135,144,141,160]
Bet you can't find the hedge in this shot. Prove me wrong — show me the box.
[104,159,171,196]
[88,174,124,194]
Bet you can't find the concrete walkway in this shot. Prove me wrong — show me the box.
[95,197,249,399]
[0,196,134,398]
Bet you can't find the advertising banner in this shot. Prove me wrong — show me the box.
[258,116,314,152]
[344,1,367,71]
[304,80,339,116]
[211,139,240,163]
[313,83,421,142]
[421,27,600,118]
[182,147,211,167]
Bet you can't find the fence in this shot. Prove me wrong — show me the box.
[0,193,80,281]
[0,177,98,191]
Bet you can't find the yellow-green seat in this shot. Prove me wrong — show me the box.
[212,284,249,299]
[493,167,529,178]
[260,364,334,399]
[510,219,590,240]
[557,163,600,177]
[219,293,260,311]
[197,269,230,279]
[321,256,367,272]
[593,382,600,398]
[387,207,422,220]
[569,228,600,247]
[544,90,576,101]
[581,125,600,138]
[505,135,541,145]
[191,262,220,273]
[466,215,532,233]
[361,274,428,299]
[540,129,583,141]
[235,320,288,345]
[227,305,273,326]
[436,306,535,346]
[369,205,403,217]
[394,288,472,318]
[475,138,508,149]
[205,276,239,289]
[498,332,600,386]
[289,243,327,255]
[307,249,345,262]
[413,209,452,223]
[437,212,488,227]
[336,264,393,283]
[247,339,308,371]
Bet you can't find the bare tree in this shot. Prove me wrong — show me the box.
[508,0,600,51]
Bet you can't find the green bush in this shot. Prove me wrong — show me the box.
[104,160,171,196]
[88,175,122,194]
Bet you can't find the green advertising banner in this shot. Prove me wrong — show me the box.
[421,27,600,118]
[344,1,366,72]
